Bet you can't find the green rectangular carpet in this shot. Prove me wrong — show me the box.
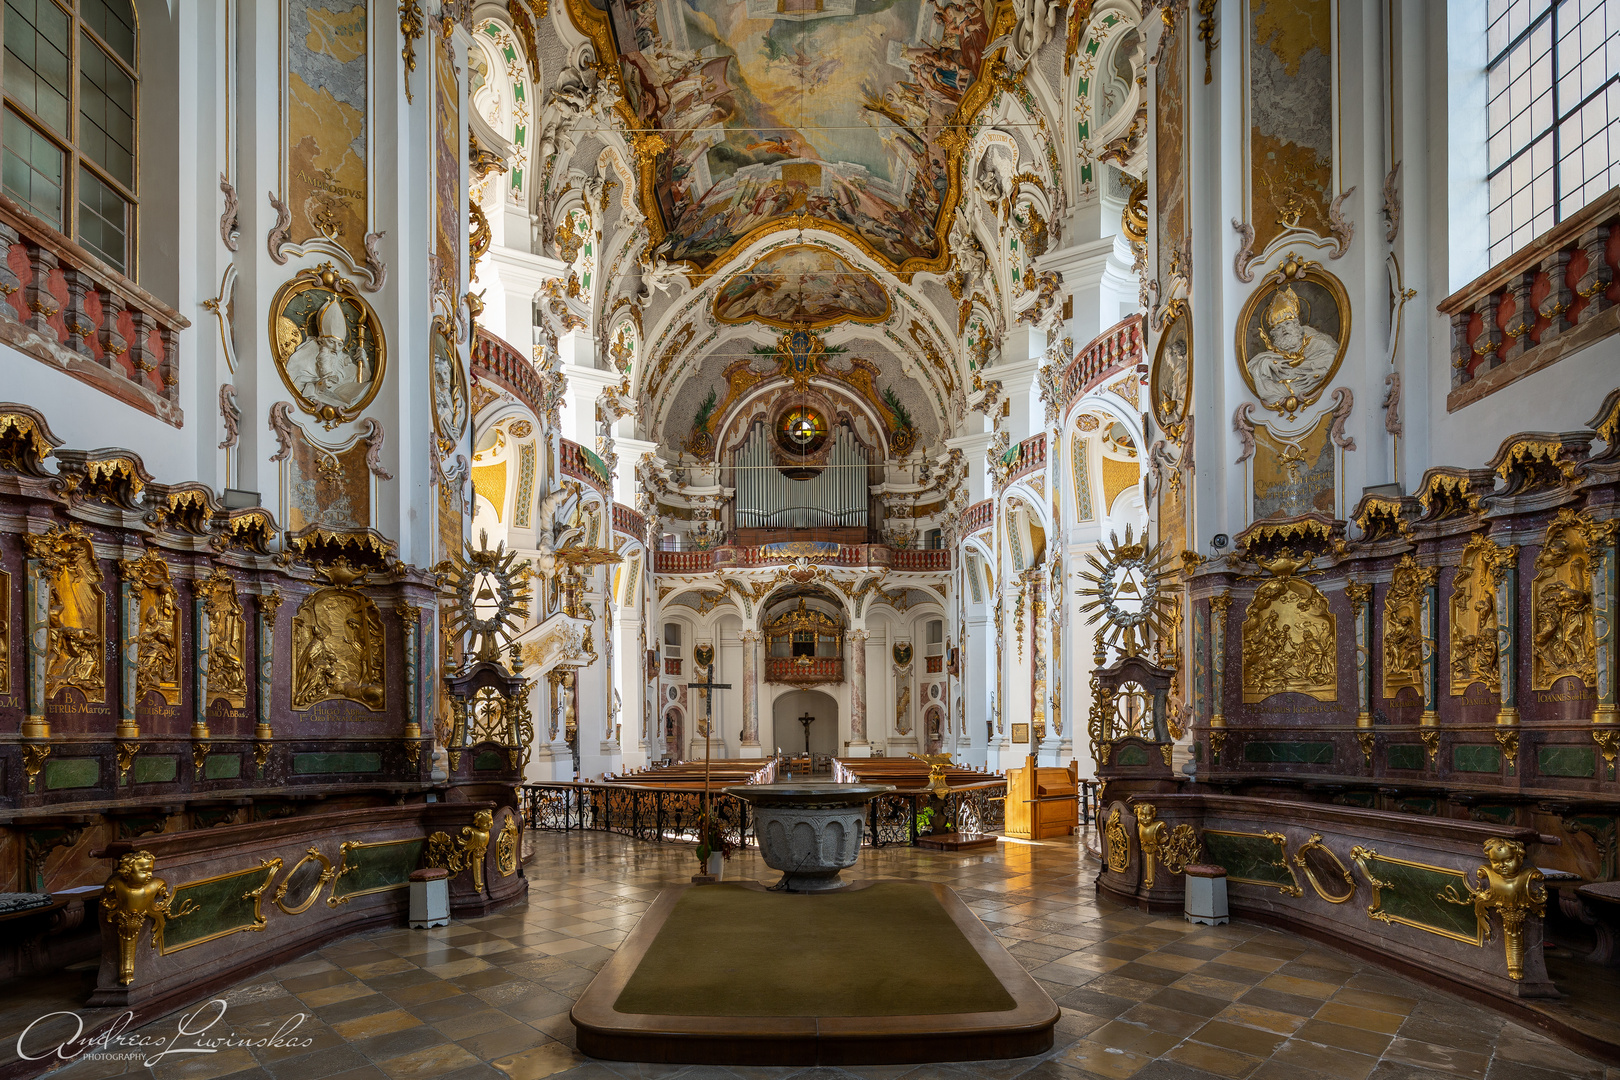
[613,881,1018,1017]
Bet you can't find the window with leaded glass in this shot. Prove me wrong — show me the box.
[1,0,136,273]
[1486,0,1619,264]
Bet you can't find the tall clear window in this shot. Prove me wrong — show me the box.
[1,0,137,273]
[663,623,682,659]
[1487,0,1620,264]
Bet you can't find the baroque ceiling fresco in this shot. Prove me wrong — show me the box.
[712,245,892,327]
[598,0,1005,273]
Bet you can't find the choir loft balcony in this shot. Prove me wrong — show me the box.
[653,535,951,575]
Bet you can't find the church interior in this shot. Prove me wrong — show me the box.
[1,0,1619,1077]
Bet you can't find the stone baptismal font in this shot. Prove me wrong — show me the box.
[724,784,895,891]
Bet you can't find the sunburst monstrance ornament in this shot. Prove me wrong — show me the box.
[438,530,532,664]
[1076,524,1173,657]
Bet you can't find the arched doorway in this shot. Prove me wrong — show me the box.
[924,705,944,754]
[771,689,839,763]
[663,707,684,762]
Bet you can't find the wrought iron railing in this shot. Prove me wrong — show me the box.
[519,780,1009,849]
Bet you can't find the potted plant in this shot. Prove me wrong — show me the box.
[695,813,732,879]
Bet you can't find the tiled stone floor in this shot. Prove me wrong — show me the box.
[30,831,1620,1080]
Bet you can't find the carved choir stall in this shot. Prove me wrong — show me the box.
[1106,394,1620,1016]
[0,403,527,1026]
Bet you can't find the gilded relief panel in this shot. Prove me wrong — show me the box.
[1530,510,1599,691]
[1248,0,1334,252]
[292,587,386,711]
[1253,413,1335,520]
[26,524,107,704]
[1382,556,1432,699]
[1241,557,1336,702]
[287,0,369,264]
[122,553,181,706]
[1451,534,1513,695]
[199,570,249,710]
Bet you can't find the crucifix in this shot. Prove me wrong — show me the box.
[797,712,816,758]
[688,663,731,822]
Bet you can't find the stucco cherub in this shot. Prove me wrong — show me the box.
[1443,838,1546,981]
[100,851,196,986]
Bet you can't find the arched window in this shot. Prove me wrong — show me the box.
[663,622,682,675]
[2,0,138,273]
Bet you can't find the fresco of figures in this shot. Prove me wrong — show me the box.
[608,0,993,268]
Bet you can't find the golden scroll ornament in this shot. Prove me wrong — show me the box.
[496,813,520,877]
[1104,806,1131,873]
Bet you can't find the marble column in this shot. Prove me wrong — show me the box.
[740,630,760,753]
[849,630,869,749]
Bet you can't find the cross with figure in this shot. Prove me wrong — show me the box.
[688,662,731,819]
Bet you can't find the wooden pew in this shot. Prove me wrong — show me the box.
[1003,756,1079,839]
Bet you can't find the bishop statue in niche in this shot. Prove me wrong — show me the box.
[1237,270,1348,419]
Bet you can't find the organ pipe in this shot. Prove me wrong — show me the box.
[730,424,869,528]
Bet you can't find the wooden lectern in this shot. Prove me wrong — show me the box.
[1003,756,1080,839]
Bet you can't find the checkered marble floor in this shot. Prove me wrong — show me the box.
[36,830,1618,1080]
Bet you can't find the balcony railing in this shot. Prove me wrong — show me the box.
[613,501,646,540]
[962,499,993,533]
[654,540,951,574]
[765,656,843,683]
[1060,314,1143,419]
[560,437,611,497]
[470,325,546,419]
[0,192,189,426]
[1440,187,1619,411]
[1009,433,1047,481]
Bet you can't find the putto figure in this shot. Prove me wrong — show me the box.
[100,851,195,986]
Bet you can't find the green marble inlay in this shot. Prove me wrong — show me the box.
[1201,830,1299,893]
[45,757,99,789]
[1538,746,1596,778]
[1387,744,1424,771]
[203,754,241,780]
[1453,744,1502,773]
[1357,853,1480,943]
[473,750,506,771]
[330,838,424,902]
[1332,791,1377,808]
[293,752,384,775]
[1242,741,1334,765]
[1471,805,1517,824]
[1114,744,1149,767]
[132,756,178,784]
[161,862,278,953]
